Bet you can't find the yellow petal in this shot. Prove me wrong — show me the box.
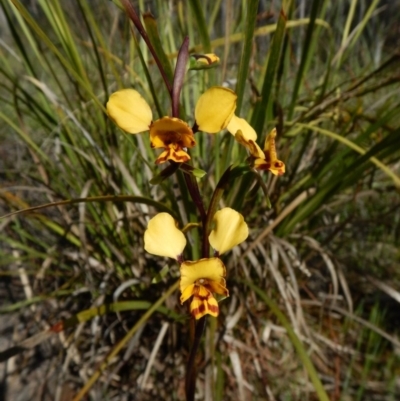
[144,213,186,259]
[260,128,285,175]
[235,130,265,159]
[269,161,286,176]
[254,158,286,175]
[206,280,229,296]
[180,258,226,294]
[263,128,278,159]
[107,89,153,133]
[193,285,212,297]
[180,283,214,305]
[227,115,257,141]
[208,208,248,255]
[180,283,195,304]
[150,117,195,149]
[155,144,191,164]
[195,87,237,133]
[180,278,228,304]
[190,293,219,319]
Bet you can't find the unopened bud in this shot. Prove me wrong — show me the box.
[189,53,220,70]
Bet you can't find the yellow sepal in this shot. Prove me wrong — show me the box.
[227,115,257,142]
[144,213,186,259]
[195,87,237,133]
[208,208,248,255]
[107,89,152,134]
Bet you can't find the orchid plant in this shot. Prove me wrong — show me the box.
[106,1,285,399]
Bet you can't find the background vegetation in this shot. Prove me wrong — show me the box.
[0,0,399,400]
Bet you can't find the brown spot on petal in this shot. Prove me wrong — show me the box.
[208,303,219,314]
[155,144,191,165]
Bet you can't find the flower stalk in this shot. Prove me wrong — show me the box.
[121,0,173,94]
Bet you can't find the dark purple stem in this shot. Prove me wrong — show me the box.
[185,316,206,401]
[120,7,209,397]
[172,37,189,117]
[121,0,173,94]
[183,173,207,227]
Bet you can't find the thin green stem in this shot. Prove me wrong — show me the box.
[236,0,259,114]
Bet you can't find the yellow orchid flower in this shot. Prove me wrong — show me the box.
[107,87,237,165]
[235,127,285,176]
[200,94,285,175]
[143,208,248,319]
[180,258,228,319]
